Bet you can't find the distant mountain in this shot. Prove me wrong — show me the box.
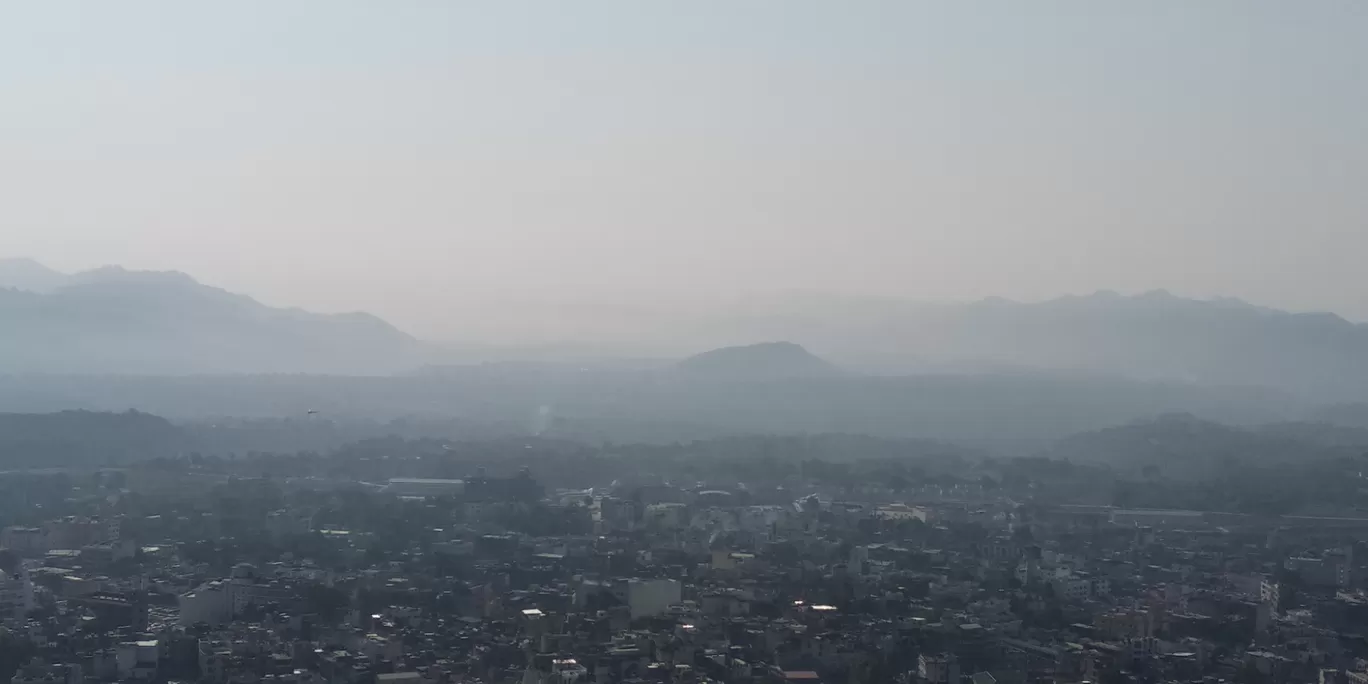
[467,289,1368,400]
[676,342,843,380]
[666,290,1368,401]
[0,258,70,293]
[0,261,424,375]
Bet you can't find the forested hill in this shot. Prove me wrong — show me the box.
[0,410,188,468]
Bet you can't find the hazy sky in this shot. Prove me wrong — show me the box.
[2,2,1366,338]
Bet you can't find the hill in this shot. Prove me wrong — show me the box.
[676,342,842,380]
[0,258,69,293]
[0,262,424,375]
[1047,413,1368,478]
[0,410,188,468]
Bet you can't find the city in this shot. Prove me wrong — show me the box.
[3,436,1368,684]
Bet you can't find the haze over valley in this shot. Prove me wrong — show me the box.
[3,258,1368,455]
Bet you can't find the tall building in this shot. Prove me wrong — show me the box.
[0,567,35,620]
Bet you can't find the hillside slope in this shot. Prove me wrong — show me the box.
[676,342,842,380]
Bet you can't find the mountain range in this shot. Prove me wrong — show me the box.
[6,258,1368,406]
[0,258,422,375]
[672,289,1368,400]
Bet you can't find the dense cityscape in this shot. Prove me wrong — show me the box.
[4,435,1368,684]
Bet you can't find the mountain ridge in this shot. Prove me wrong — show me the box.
[0,260,422,375]
[0,257,70,293]
[8,259,1368,401]
[678,289,1368,400]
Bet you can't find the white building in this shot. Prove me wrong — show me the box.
[178,563,278,626]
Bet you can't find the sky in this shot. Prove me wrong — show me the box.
[2,2,1367,340]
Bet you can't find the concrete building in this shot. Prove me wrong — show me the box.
[1,527,47,555]
[10,663,81,684]
[918,654,960,684]
[178,580,234,626]
[627,578,681,619]
[115,640,159,681]
[178,563,290,626]
[643,504,688,531]
[44,517,111,550]
[0,567,35,621]
[1285,553,1351,589]
[265,509,314,540]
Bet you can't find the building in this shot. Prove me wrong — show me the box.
[595,497,640,533]
[384,478,466,498]
[1287,556,1344,588]
[10,663,81,684]
[1097,609,1154,640]
[643,504,688,531]
[265,509,315,540]
[465,470,542,503]
[115,640,159,681]
[0,567,35,621]
[178,563,292,626]
[44,517,112,550]
[179,580,233,626]
[1261,577,1282,607]
[918,654,960,684]
[72,591,147,631]
[627,579,681,619]
[1,527,47,555]
[875,504,930,523]
[1050,574,1094,601]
